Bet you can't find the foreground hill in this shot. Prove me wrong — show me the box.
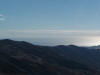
[0,39,99,75]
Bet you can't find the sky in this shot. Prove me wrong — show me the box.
[0,0,100,46]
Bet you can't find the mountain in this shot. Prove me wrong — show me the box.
[0,39,99,75]
[87,45,100,49]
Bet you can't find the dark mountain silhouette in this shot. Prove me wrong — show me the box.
[0,39,99,75]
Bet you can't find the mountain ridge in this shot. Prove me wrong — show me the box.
[0,39,99,75]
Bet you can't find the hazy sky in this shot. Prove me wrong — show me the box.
[0,0,100,46]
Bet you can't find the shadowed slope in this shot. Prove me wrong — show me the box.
[0,39,99,75]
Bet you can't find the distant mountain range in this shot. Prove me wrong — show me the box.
[87,45,100,49]
[0,39,100,75]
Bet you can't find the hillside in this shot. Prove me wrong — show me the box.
[0,39,99,75]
